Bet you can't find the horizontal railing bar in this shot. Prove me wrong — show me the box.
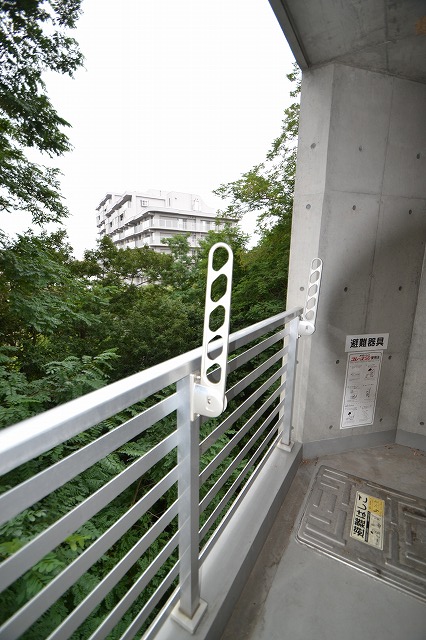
[227,327,288,374]
[200,395,285,516]
[200,395,285,513]
[199,340,285,431]
[199,429,282,564]
[0,307,301,476]
[199,383,286,488]
[226,346,287,403]
[0,365,196,477]
[0,432,177,591]
[0,394,178,527]
[0,468,178,640]
[47,510,179,640]
[199,424,280,541]
[88,535,179,640]
[119,563,179,640]
[0,307,303,640]
[227,307,301,354]
[200,363,287,455]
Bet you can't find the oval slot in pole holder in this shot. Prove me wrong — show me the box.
[192,243,233,419]
[299,257,323,336]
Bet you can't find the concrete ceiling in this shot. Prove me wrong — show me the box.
[268,0,426,84]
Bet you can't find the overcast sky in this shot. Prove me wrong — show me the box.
[3,0,295,256]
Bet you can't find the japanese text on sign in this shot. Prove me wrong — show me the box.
[350,491,384,549]
[341,351,382,428]
[345,334,389,352]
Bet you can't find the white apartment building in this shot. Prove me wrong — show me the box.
[96,189,232,253]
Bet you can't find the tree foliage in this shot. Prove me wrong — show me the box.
[0,0,84,224]
[215,63,301,324]
[0,64,301,638]
[214,64,300,233]
[0,63,301,423]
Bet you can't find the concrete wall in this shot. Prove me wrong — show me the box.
[287,63,426,453]
[397,249,426,443]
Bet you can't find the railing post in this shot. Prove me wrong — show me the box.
[172,375,207,633]
[278,315,299,449]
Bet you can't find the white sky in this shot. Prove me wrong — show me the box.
[3,0,295,256]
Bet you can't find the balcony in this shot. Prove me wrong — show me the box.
[0,309,302,639]
[1,294,425,640]
[152,220,214,234]
[122,216,217,234]
[221,444,426,640]
[3,0,425,634]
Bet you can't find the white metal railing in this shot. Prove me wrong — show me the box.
[154,220,214,233]
[0,308,302,639]
[129,219,216,233]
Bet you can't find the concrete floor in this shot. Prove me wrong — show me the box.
[221,444,426,640]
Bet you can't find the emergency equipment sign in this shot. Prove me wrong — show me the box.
[341,351,382,428]
[350,491,385,549]
[345,333,389,352]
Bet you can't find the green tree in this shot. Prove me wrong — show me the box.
[0,348,117,428]
[112,287,198,380]
[233,220,291,325]
[0,230,116,390]
[213,64,300,322]
[73,236,173,287]
[0,64,304,639]
[0,0,84,225]
[72,238,195,381]
[160,233,198,291]
[0,231,99,343]
[213,64,300,232]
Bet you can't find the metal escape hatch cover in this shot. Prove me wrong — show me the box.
[296,466,426,602]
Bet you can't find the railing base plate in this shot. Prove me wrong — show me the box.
[277,440,294,452]
[171,599,208,634]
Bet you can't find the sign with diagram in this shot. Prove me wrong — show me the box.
[341,351,382,428]
[350,491,385,549]
[345,333,389,352]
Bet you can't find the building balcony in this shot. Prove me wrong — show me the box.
[220,444,426,640]
[0,302,425,640]
[0,309,302,639]
[7,0,426,631]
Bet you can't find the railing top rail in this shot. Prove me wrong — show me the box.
[0,307,302,475]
